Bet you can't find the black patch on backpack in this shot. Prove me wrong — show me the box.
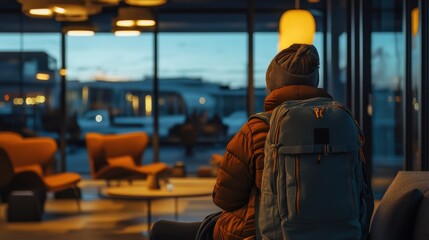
[314,128,329,144]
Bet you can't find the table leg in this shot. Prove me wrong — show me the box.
[174,197,178,221]
[147,199,152,231]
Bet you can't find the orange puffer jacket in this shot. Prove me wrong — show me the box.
[212,85,332,240]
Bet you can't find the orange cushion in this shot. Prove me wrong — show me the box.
[107,155,136,168]
[136,162,168,175]
[44,172,81,191]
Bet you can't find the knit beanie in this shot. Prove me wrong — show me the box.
[266,44,320,91]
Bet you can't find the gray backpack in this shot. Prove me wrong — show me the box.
[253,97,373,240]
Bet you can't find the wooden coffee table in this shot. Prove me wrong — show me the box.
[100,178,216,229]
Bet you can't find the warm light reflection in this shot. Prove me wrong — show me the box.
[126,93,133,102]
[53,7,66,14]
[132,96,139,115]
[136,20,156,26]
[114,30,141,37]
[25,97,35,105]
[36,73,50,81]
[67,30,95,37]
[82,87,89,106]
[4,94,9,101]
[60,68,67,76]
[28,8,53,16]
[125,0,167,6]
[145,95,152,116]
[412,8,419,37]
[13,98,24,105]
[35,95,45,103]
[116,20,135,27]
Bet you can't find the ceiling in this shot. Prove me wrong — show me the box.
[0,0,325,33]
[0,0,400,33]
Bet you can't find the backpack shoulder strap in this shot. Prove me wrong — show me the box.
[249,112,271,126]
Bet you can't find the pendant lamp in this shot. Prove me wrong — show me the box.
[84,0,120,6]
[62,22,96,36]
[278,0,316,51]
[114,7,156,27]
[17,0,54,18]
[112,26,141,37]
[124,0,167,7]
[412,8,419,37]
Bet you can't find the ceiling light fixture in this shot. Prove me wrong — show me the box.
[124,0,167,7]
[114,7,156,27]
[278,0,316,51]
[84,0,120,6]
[63,22,96,36]
[18,0,54,18]
[112,26,141,37]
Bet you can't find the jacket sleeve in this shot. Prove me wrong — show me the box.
[212,123,254,212]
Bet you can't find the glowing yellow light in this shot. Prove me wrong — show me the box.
[412,8,419,37]
[132,96,140,115]
[13,98,24,105]
[279,9,316,51]
[53,7,66,14]
[95,114,103,122]
[82,87,89,105]
[114,30,141,37]
[60,68,67,76]
[136,20,156,26]
[35,95,45,103]
[67,30,95,37]
[25,97,35,105]
[125,0,167,6]
[126,93,133,102]
[199,97,206,105]
[145,95,152,116]
[116,20,135,27]
[36,73,50,81]
[28,8,53,16]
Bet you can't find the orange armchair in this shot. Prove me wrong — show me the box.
[85,132,169,184]
[0,132,81,209]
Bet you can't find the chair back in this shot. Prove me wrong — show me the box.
[0,134,57,169]
[85,132,150,179]
[0,147,15,191]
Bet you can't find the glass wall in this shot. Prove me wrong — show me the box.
[411,0,421,170]
[0,27,61,139]
[158,33,247,175]
[371,0,404,197]
[65,33,154,174]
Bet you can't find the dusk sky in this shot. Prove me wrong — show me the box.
[0,32,324,89]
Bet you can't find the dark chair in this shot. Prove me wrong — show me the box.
[370,171,429,240]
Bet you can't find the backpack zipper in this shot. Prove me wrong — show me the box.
[271,112,288,194]
[295,155,301,216]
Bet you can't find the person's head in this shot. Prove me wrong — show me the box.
[265,43,320,92]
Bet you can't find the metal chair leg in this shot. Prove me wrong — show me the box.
[72,185,81,211]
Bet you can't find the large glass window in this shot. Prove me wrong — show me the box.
[371,0,404,197]
[411,0,421,170]
[66,33,153,174]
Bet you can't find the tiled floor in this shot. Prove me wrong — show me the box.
[0,179,220,240]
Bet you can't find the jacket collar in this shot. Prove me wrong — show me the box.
[264,85,333,112]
